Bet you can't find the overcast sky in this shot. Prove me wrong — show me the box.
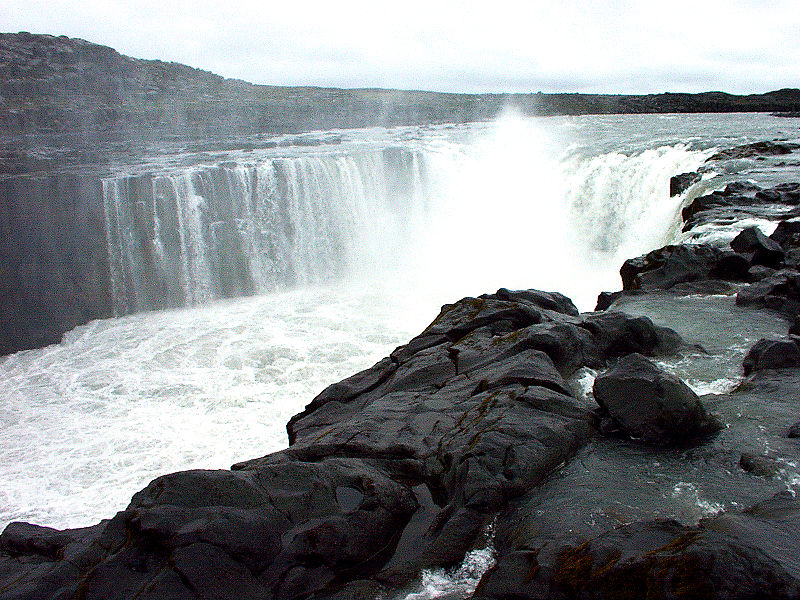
[1,0,797,95]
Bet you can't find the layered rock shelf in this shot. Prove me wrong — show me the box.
[0,288,694,599]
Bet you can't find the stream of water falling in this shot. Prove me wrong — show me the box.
[2,111,800,597]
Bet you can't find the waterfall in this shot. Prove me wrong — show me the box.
[404,116,710,309]
[102,147,430,316]
[2,114,731,536]
[102,119,710,316]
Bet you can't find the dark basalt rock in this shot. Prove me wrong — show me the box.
[475,491,800,600]
[709,140,800,160]
[740,453,782,477]
[481,287,580,317]
[681,182,762,223]
[669,171,701,196]
[770,218,800,249]
[2,289,693,599]
[594,290,623,311]
[620,244,733,291]
[742,336,800,376]
[730,226,786,268]
[710,250,752,280]
[579,312,684,359]
[788,422,800,438]
[736,270,800,316]
[680,182,800,235]
[756,182,800,204]
[592,353,722,445]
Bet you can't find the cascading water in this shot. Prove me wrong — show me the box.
[101,114,710,319]
[102,147,431,316]
[405,113,711,309]
[4,113,759,581]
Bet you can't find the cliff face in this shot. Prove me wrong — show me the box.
[0,32,503,141]
[2,32,800,144]
[0,172,111,355]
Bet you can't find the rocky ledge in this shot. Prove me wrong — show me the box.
[0,286,703,599]
[3,283,800,598]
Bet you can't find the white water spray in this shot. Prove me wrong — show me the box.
[406,113,710,309]
[3,115,714,533]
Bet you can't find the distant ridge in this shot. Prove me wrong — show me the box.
[2,31,800,142]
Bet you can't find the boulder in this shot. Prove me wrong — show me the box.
[709,250,751,280]
[730,226,785,267]
[770,218,800,249]
[739,453,782,477]
[620,244,730,291]
[594,290,623,311]
[742,336,800,376]
[736,270,800,316]
[592,353,722,445]
[580,312,683,359]
[681,190,733,223]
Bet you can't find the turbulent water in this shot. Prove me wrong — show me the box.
[2,111,800,595]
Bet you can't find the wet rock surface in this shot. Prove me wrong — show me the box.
[669,171,701,197]
[742,336,800,375]
[0,288,691,599]
[475,491,800,600]
[604,177,800,313]
[593,353,722,445]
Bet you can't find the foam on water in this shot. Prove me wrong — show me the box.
[0,283,422,529]
[399,547,497,600]
[679,216,781,246]
[2,114,777,579]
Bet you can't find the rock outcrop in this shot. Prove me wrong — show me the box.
[600,179,800,311]
[0,289,690,599]
[742,336,800,375]
[669,171,701,196]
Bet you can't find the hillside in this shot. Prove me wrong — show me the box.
[2,32,800,145]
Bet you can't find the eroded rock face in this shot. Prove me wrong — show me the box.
[592,353,722,446]
[669,171,701,196]
[0,289,688,599]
